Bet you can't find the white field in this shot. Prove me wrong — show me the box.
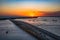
[15,17,60,36]
[0,20,37,40]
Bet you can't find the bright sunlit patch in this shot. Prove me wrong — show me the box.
[26,10,40,17]
[29,13,35,17]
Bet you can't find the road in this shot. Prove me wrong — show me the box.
[10,20,48,40]
[0,18,60,40]
[12,17,60,39]
[10,19,60,40]
[14,17,60,37]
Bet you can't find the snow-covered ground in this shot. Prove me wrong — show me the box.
[0,20,37,40]
[15,17,60,36]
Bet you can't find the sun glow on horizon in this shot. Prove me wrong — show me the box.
[1,9,44,17]
[28,12,36,17]
[1,0,60,16]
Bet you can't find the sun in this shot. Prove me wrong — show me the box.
[28,11,39,17]
[29,13,35,17]
[21,10,40,17]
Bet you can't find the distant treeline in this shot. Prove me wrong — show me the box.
[0,16,60,20]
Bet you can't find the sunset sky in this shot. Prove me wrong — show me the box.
[0,0,60,16]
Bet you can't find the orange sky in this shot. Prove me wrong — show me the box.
[1,9,45,17]
[0,0,60,17]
